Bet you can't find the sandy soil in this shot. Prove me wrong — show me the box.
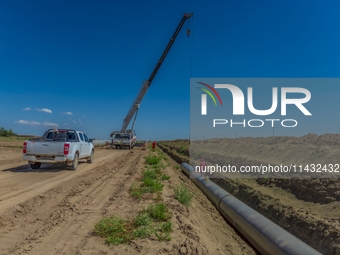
[0,143,257,255]
[159,136,340,255]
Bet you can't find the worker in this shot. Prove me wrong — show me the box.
[199,159,206,178]
[152,141,156,149]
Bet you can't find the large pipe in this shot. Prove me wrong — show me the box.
[91,140,110,147]
[180,162,322,255]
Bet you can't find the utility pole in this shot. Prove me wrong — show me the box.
[236,131,237,138]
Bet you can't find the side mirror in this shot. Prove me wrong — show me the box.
[89,139,93,143]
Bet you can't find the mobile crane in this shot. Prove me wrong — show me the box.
[107,13,193,149]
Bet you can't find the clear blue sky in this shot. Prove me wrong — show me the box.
[1,0,340,140]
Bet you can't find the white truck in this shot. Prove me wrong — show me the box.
[22,128,94,170]
[106,130,136,150]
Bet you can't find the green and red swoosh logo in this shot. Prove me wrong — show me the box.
[197,82,223,106]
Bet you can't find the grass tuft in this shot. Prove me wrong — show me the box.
[94,216,132,245]
[145,155,162,165]
[133,211,152,227]
[174,183,194,207]
[147,203,172,221]
[143,169,157,179]
[94,203,173,245]
[161,174,170,180]
[141,177,164,193]
[132,225,153,239]
[160,221,172,232]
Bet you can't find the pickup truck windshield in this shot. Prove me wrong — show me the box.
[114,134,130,139]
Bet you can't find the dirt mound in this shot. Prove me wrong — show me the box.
[159,135,340,255]
[257,178,340,203]
[212,177,340,255]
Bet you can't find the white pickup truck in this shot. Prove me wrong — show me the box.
[22,128,94,170]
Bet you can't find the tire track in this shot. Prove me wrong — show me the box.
[0,150,121,214]
[1,151,142,255]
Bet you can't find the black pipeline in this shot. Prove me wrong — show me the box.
[180,163,322,255]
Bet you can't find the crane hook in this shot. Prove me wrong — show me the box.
[186,29,191,37]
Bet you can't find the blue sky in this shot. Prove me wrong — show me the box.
[1,0,340,140]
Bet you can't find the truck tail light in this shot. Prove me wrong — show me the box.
[23,142,27,154]
[64,143,70,155]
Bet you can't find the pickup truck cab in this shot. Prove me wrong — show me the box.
[22,128,94,170]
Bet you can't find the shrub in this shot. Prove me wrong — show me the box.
[174,183,194,207]
[145,155,162,165]
[147,203,172,221]
[161,174,170,180]
[94,216,132,245]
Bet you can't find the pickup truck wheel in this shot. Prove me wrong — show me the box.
[30,162,41,169]
[71,153,79,170]
[87,151,94,163]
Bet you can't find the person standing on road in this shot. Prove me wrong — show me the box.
[200,159,206,178]
[152,141,156,149]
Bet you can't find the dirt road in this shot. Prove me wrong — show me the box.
[0,147,257,255]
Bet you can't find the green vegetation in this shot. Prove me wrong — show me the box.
[145,154,162,165]
[174,182,194,207]
[130,153,171,200]
[94,203,172,245]
[129,183,147,200]
[156,150,168,161]
[141,176,164,193]
[157,143,194,207]
[130,168,164,200]
[95,142,199,247]
[0,131,30,148]
[0,127,17,137]
[161,174,170,180]
[0,136,27,142]
[143,168,158,179]
[178,146,185,155]
[94,216,131,245]
[147,203,172,221]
